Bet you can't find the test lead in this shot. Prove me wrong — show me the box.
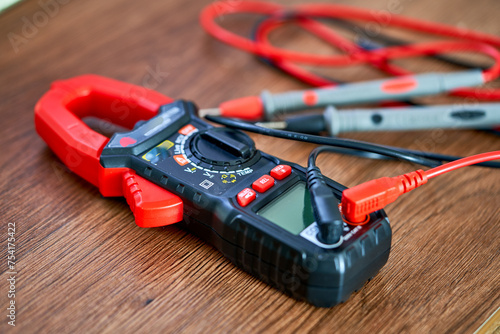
[199,70,487,121]
[255,104,500,135]
[256,114,326,134]
[201,0,500,112]
[206,115,500,169]
[341,151,500,223]
[307,147,346,245]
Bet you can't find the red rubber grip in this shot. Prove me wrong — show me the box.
[341,170,427,223]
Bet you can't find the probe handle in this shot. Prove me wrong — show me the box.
[324,103,500,135]
[261,70,484,119]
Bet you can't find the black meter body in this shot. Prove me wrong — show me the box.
[100,101,392,307]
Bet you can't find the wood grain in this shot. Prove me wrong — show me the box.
[0,0,499,333]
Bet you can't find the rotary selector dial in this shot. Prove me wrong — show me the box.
[186,128,259,171]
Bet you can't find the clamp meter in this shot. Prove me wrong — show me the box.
[35,75,391,307]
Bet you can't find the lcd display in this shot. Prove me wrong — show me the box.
[257,182,315,234]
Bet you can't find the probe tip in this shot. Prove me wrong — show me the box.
[198,108,222,118]
[254,121,287,129]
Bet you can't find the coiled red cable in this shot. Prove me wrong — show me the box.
[200,1,500,99]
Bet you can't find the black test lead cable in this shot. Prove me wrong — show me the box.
[206,115,500,169]
[205,115,440,168]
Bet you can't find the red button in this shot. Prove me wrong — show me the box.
[270,165,292,180]
[252,175,275,193]
[237,188,256,207]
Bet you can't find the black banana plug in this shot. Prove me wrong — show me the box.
[306,166,343,245]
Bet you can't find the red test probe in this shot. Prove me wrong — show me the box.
[341,151,500,223]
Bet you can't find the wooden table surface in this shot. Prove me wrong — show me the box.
[1,0,499,333]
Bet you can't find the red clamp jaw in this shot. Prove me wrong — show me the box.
[35,75,183,227]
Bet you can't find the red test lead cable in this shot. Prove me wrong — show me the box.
[341,151,500,224]
[199,1,500,120]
